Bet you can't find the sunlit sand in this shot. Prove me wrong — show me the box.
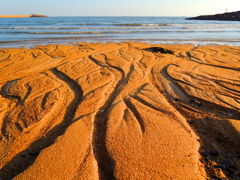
[0,42,239,179]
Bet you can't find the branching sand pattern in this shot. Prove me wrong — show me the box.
[0,42,239,179]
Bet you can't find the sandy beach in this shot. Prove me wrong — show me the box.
[0,15,31,18]
[0,42,239,179]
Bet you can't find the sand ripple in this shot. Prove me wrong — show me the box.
[0,42,239,179]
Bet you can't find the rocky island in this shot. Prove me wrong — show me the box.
[186,10,240,21]
[30,14,48,17]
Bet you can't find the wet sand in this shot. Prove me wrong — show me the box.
[0,42,239,179]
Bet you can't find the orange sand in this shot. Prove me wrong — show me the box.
[0,42,239,179]
[0,15,31,18]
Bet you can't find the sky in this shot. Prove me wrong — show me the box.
[0,0,239,17]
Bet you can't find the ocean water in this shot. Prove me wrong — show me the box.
[1,16,240,48]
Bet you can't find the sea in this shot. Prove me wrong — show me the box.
[1,16,240,48]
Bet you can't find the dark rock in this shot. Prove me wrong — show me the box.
[174,98,179,101]
[229,165,239,170]
[143,47,174,54]
[197,103,202,107]
[200,159,207,163]
[205,156,211,161]
[186,11,240,21]
[213,164,225,169]
[227,174,235,178]
[222,160,230,166]
[226,167,235,174]
[211,150,220,156]
[190,99,196,103]
[224,154,233,159]
[200,152,208,157]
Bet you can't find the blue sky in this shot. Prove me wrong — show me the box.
[0,0,239,16]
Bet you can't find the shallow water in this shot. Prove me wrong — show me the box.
[1,16,240,48]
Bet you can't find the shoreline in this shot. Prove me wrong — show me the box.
[0,14,47,18]
[0,15,31,18]
[0,42,239,179]
[1,39,240,49]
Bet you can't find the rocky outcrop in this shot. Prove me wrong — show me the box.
[186,11,240,21]
[30,14,48,17]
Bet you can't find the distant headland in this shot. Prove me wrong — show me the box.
[186,11,240,21]
[0,14,48,18]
